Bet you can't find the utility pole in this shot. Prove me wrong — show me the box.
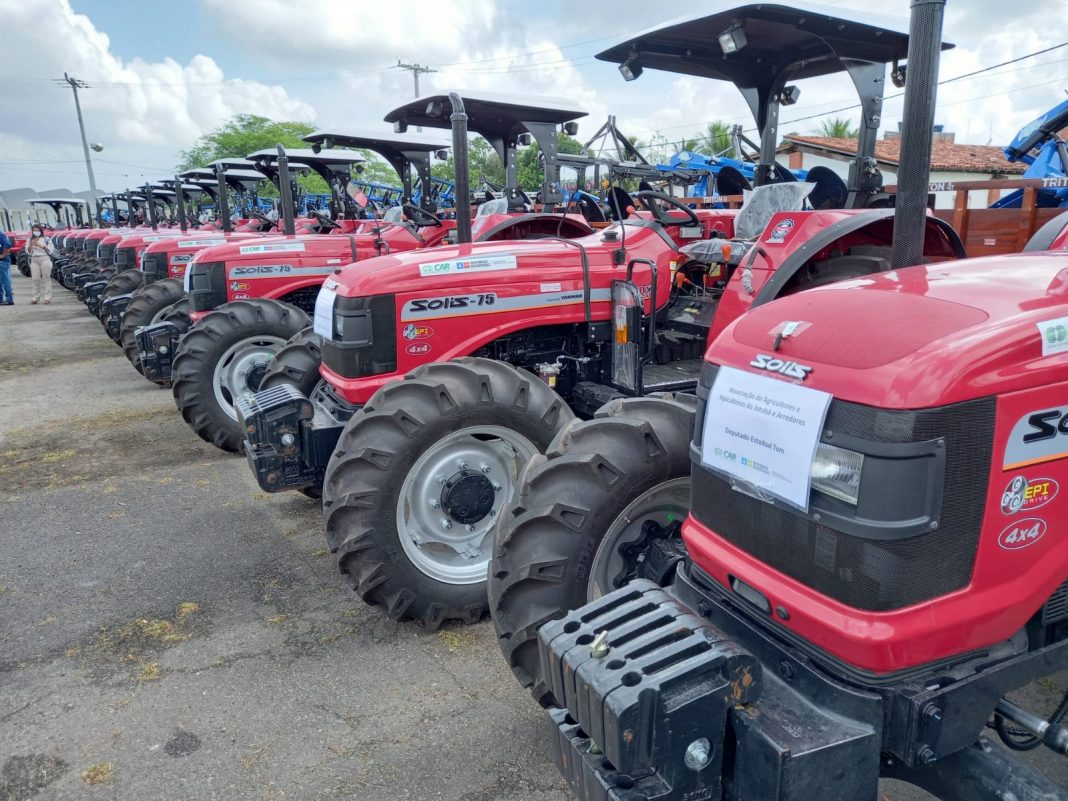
[60,73,101,227]
[395,60,437,131]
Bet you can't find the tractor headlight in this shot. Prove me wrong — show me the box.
[811,443,864,506]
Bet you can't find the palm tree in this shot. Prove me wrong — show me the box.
[818,117,860,138]
[695,121,734,157]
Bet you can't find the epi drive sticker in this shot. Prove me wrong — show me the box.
[239,241,306,255]
[1037,316,1068,357]
[418,252,517,277]
[1001,475,1059,515]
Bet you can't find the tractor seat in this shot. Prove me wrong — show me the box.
[476,197,508,217]
[732,182,813,240]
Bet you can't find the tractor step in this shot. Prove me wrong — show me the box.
[640,359,703,392]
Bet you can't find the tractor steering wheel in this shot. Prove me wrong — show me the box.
[634,190,701,229]
[250,209,274,226]
[311,209,341,231]
[401,203,442,228]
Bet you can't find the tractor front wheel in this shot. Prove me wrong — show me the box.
[101,268,144,304]
[488,394,696,705]
[171,299,309,452]
[322,358,574,629]
[258,326,324,397]
[119,279,185,374]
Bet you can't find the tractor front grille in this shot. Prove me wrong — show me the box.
[320,294,397,379]
[691,363,995,612]
[115,246,137,267]
[98,243,117,265]
[142,252,169,284]
[187,261,227,312]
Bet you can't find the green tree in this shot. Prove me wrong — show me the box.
[694,121,733,157]
[178,114,398,196]
[818,117,860,138]
[516,133,587,190]
[431,138,504,191]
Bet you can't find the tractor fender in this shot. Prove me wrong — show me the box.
[1023,209,1068,252]
[751,210,966,308]
[474,213,594,242]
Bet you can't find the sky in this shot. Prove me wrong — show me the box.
[0,0,1064,193]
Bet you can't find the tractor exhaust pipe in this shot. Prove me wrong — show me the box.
[276,144,296,237]
[449,92,472,244]
[215,165,232,234]
[890,0,947,270]
[175,174,188,232]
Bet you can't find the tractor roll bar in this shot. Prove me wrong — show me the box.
[890,0,946,270]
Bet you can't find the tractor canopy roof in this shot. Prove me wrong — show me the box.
[384,92,588,139]
[182,167,266,184]
[29,197,89,205]
[245,148,365,169]
[303,129,451,156]
[596,2,952,84]
[211,157,258,171]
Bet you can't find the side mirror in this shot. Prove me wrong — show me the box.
[311,143,322,154]
[562,121,579,136]
[435,149,449,161]
[517,133,533,147]
[394,120,408,134]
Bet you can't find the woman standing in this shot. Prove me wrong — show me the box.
[25,226,53,304]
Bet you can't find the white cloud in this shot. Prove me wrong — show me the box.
[0,0,314,192]
[3,0,1066,197]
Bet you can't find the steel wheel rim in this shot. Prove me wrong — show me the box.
[587,477,690,602]
[397,425,539,585]
[212,335,287,421]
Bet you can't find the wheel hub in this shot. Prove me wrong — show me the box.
[441,471,495,524]
[244,362,268,392]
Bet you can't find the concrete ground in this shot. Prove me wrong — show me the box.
[1,268,1065,801]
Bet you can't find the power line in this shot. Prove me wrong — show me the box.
[627,42,1068,147]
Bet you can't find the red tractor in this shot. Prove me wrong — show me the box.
[482,4,1068,800]
[169,99,596,454]
[237,7,981,630]
[159,135,450,449]
[108,160,322,367]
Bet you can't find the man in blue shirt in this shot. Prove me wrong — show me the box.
[0,230,13,305]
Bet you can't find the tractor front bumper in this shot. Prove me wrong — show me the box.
[237,382,357,494]
[102,293,133,339]
[136,321,182,383]
[543,568,1068,801]
[84,281,109,314]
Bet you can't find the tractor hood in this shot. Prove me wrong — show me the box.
[709,252,1068,408]
[328,229,646,299]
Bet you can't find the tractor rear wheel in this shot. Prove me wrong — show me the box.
[258,326,323,397]
[172,299,309,453]
[488,393,696,705]
[119,279,185,374]
[322,358,574,629]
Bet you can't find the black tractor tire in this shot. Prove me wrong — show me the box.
[172,299,310,453]
[101,268,144,305]
[785,245,894,294]
[259,326,324,398]
[488,393,697,706]
[322,358,575,629]
[17,252,30,277]
[119,279,185,374]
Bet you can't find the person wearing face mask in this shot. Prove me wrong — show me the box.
[25,226,54,304]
